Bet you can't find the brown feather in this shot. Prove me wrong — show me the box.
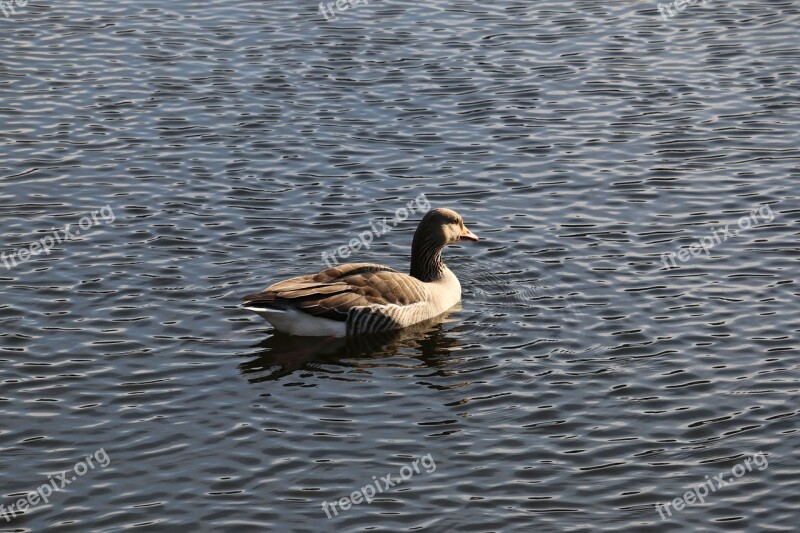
[243,263,428,323]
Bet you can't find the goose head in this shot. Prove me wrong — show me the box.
[410,208,478,281]
[415,208,478,246]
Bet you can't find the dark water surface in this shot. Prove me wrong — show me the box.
[2,0,799,531]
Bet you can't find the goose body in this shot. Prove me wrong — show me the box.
[242,208,478,337]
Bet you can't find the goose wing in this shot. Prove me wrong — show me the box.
[242,263,429,323]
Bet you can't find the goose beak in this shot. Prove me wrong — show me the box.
[460,227,479,242]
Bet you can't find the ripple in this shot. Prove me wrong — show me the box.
[1,0,799,530]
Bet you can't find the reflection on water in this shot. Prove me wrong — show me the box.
[240,307,462,383]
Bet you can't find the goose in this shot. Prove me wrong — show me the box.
[242,207,478,336]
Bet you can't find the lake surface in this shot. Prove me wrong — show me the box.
[1,0,799,531]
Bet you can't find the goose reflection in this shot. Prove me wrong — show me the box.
[239,305,463,383]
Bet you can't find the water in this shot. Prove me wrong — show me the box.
[1,0,799,531]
